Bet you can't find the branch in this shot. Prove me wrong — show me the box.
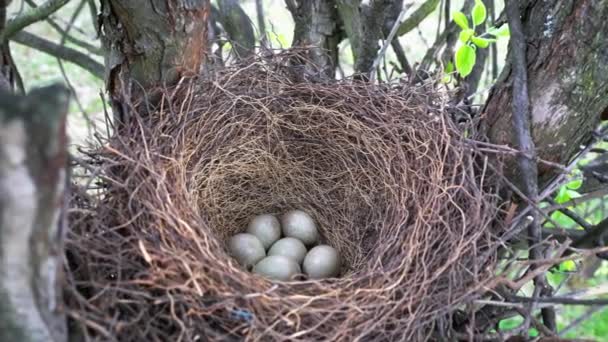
[390,39,412,75]
[506,0,556,332]
[355,0,389,75]
[0,0,70,44]
[23,0,102,56]
[370,3,413,82]
[255,0,268,48]
[545,198,593,231]
[217,0,255,58]
[541,187,608,213]
[11,31,103,79]
[396,0,440,36]
[572,216,608,250]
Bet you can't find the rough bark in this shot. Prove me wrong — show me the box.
[355,0,391,75]
[0,85,70,342]
[288,0,341,78]
[100,0,210,120]
[484,0,608,183]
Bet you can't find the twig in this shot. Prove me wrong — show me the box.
[56,0,94,133]
[545,198,593,231]
[23,0,102,55]
[11,31,103,79]
[0,0,70,44]
[541,187,608,213]
[396,0,440,36]
[390,39,412,76]
[506,0,556,332]
[370,3,413,82]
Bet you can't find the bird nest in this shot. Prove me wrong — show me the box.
[66,53,503,341]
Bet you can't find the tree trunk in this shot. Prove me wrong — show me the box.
[484,0,608,183]
[100,0,210,120]
[0,85,70,342]
[288,0,342,78]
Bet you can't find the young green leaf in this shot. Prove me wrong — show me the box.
[566,189,581,199]
[555,185,570,204]
[455,44,476,77]
[488,25,510,38]
[442,62,455,83]
[459,29,475,43]
[445,61,454,73]
[566,178,583,190]
[453,11,469,30]
[471,36,495,48]
[472,0,487,26]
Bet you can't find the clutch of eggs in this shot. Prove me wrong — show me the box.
[228,210,340,281]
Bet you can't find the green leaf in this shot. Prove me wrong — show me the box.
[455,44,476,77]
[453,11,469,30]
[471,36,495,48]
[445,61,454,73]
[566,178,583,190]
[488,25,510,38]
[555,186,570,204]
[471,0,487,26]
[566,189,581,199]
[459,29,475,43]
[559,260,577,272]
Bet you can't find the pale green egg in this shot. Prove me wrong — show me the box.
[280,209,319,246]
[246,214,281,249]
[303,245,340,279]
[268,237,307,264]
[253,255,301,281]
[228,233,265,268]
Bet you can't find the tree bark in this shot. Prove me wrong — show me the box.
[0,85,70,342]
[484,0,608,183]
[288,0,342,78]
[100,0,210,121]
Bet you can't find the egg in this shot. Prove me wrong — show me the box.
[253,255,301,281]
[267,237,307,265]
[246,214,281,249]
[280,209,319,246]
[303,245,340,279]
[228,233,266,268]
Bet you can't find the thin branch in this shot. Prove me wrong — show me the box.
[545,198,593,230]
[255,0,268,48]
[23,0,102,56]
[396,0,440,36]
[542,187,608,213]
[0,0,70,44]
[572,216,608,250]
[506,0,556,332]
[390,39,412,75]
[11,31,104,79]
[370,3,413,82]
[508,296,608,306]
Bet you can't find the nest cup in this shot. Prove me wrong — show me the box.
[67,53,500,341]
